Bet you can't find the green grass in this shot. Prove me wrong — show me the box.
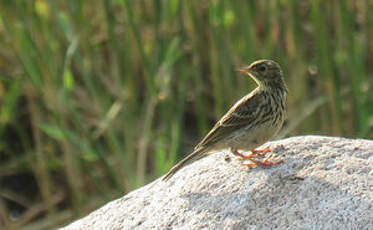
[0,0,372,229]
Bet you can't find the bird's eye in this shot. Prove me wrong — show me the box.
[258,66,266,72]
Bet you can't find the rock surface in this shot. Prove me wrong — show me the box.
[61,136,373,230]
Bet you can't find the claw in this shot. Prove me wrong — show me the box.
[238,152,257,160]
[243,163,259,168]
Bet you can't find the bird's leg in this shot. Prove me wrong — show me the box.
[231,149,248,160]
[243,157,283,168]
[232,147,272,160]
[232,149,260,160]
[251,146,272,156]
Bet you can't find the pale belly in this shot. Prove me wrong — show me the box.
[215,119,283,152]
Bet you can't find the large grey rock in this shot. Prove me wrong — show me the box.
[61,136,373,230]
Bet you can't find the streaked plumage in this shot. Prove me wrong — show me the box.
[163,59,287,181]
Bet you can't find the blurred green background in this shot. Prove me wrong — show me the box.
[0,0,372,229]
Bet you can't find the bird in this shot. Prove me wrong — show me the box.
[163,59,288,181]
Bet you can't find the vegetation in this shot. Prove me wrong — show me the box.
[0,0,372,229]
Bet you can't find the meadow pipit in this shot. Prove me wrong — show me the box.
[163,60,288,181]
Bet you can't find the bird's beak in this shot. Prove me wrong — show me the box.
[236,66,261,86]
[236,67,251,74]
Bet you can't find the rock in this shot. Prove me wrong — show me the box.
[60,136,373,230]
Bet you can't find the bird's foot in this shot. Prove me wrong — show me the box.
[232,150,259,160]
[251,147,272,156]
[232,147,272,160]
[243,156,283,168]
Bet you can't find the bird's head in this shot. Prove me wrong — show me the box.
[237,59,286,91]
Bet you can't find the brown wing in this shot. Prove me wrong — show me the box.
[195,88,263,150]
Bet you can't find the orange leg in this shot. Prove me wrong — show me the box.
[232,147,272,160]
[251,147,272,156]
[232,149,248,159]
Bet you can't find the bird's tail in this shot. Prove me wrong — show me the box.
[162,147,208,181]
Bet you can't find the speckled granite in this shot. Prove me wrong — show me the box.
[61,136,373,230]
